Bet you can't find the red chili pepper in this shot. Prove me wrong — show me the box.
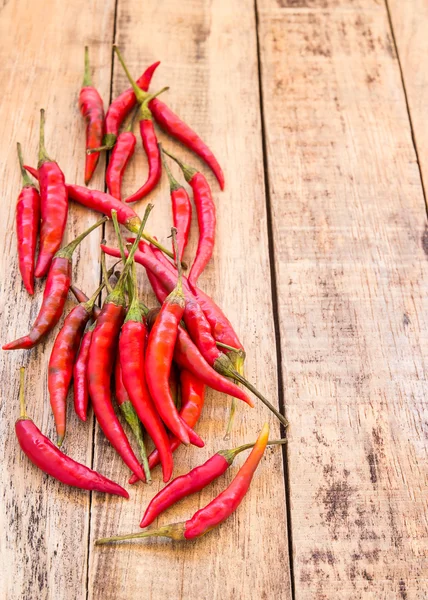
[163,149,215,287]
[73,323,94,422]
[70,285,101,319]
[145,230,203,447]
[161,151,191,262]
[22,164,39,180]
[106,111,137,200]
[129,369,205,485]
[48,278,106,445]
[79,46,105,184]
[35,109,68,278]
[87,207,152,479]
[16,143,40,295]
[3,217,106,350]
[96,424,271,544]
[16,368,128,498]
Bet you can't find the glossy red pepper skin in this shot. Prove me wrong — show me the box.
[3,257,71,350]
[129,369,205,485]
[35,161,68,278]
[16,417,128,498]
[106,131,136,200]
[119,321,173,482]
[48,303,92,444]
[73,326,93,422]
[87,301,145,480]
[79,86,104,184]
[125,120,161,203]
[104,61,160,148]
[150,98,224,189]
[171,186,191,261]
[16,183,40,295]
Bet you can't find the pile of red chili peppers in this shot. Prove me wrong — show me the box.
[5,46,288,547]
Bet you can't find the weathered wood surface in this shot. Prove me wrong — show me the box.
[257,0,428,598]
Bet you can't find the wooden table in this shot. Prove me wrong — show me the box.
[1,1,426,598]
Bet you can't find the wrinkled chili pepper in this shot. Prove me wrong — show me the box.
[89,60,160,152]
[129,369,205,485]
[106,111,137,200]
[79,46,104,184]
[35,109,68,278]
[15,143,40,295]
[48,276,107,445]
[96,424,271,544]
[74,322,95,422]
[161,150,191,262]
[17,368,128,498]
[145,229,203,447]
[3,217,106,350]
[87,206,152,480]
[163,149,215,287]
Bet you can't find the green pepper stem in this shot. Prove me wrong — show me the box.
[82,46,92,87]
[140,87,169,120]
[119,402,151,483]
[111,210,127,264]
[38,109,51,166]
[87,144,111,154]
[101,246,113,294]
[162,148,197,183]
[95,522,186,545]
[171,227,182,294]
[160,145,182,191]
[141,232,188,268]
[56,217,107,261]
[113,46,149,105]
[223,350,246,440]
[124,108,138,133]
[17,143,35,188]
[219,438,287,464]
[116,204,153,289]
[19,367,27,418]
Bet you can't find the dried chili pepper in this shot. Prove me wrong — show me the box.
[145,229,203,447]
[3,217,106,350]
[106,111,137,200]
[96,424,271,544]
[35,109,68,278]
[87,206,152,480]
[16,368,128,498]
[48,276,106,445]
[15,143,40,295]
[79,46,104,184]
[129,370,205,485]
[161,150,191,262]
[89,60,160,152]
[163,149,215,287]
[74,322,95,422]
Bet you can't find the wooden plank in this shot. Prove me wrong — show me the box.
[87,1,291,599]
[387,0,428,195]
[0,1,115,598]
[257,0,428,598]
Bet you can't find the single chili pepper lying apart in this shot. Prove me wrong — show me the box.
[35,109,68,278]
[161,150,191,262]
[74,322,95,422]
[15,143,40,295]
[48,276,107,445]
[145,230,203,447]
[140,433,286,528]
[164,148,216,288]
[114,47,167,203]
[89,61,160,152]
[79,46,105,184]
[3,217,106,350]
[16,368,128,498]
[106,111,137,200]
[87,206,152,480]
[129,369,205,485]
[96,423,270,544]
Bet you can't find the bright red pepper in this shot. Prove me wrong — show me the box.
[35,109,68,278]
[73,323,94,422]
[3,218,106,350]
[161,152,191,262]
[16,143,40,295]
[79,46,105,184]
[16,368,128,498]
[106,114,137,200]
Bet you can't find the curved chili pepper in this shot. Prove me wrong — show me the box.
[22,164,39,180]
[17,368,128,498]
[87,207,152,480]
[35,109,68,278]
[106,110,137,200]
[161,151,191,261]
[79,46,105,184]
[16,143,40,295]
[96,424,271,545]
[163,149,215,287]
[129,370,205,485]
[74,323,94,422]
[49,278,106,445]
[70,285,101,319]
[3,218,106,350]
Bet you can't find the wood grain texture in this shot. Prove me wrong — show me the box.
[0,1,115,598]
[387,0,428,195]
[257,0,428,598]
[87,1,291,599]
